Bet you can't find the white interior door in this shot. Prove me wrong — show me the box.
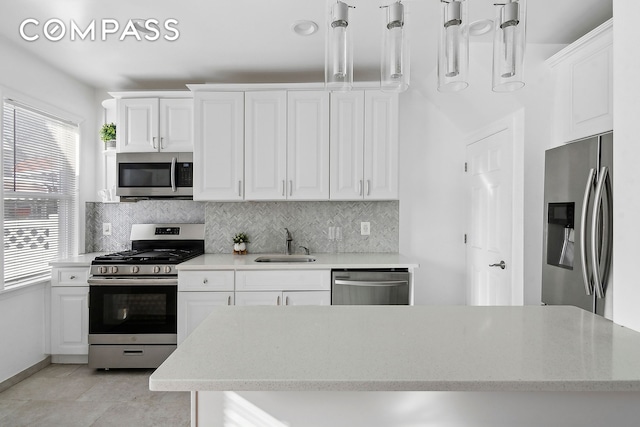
[466,129,513,305]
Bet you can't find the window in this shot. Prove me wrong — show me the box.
[2,100,79,288]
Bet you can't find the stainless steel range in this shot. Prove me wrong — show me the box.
[88,223,204,369]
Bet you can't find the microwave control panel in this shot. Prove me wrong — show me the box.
[178,163,193,187]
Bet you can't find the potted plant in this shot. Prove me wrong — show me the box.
[100,122,117,150]
[232,232,249,254]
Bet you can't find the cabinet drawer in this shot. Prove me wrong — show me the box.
[178,270,234,291]
[235,270,330,291]
[54,268,89,286]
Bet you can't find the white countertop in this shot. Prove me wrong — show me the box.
[149,305,640,392]
[176,253,419,270]
[49,252,107,267]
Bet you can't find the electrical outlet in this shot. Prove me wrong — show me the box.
[361,222,370,236]
[103,223,112,236]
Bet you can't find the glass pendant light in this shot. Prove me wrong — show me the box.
[326,1,354,91]
[437,0,469,92]
[380,1,410,92]
[492,0,526,92]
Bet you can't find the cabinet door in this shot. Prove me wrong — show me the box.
[178,292,234,344]
[235,270,331,291]
[235,291,282,306]
[193,92,245,200]
[549,22,613,143]
[244,91,287,200]
[159,99,193,152]
[287,91,330,200]
[53,267,89,286]
[364,91,399,200]
[178,270,235,292]
[51,287,89,355]
[330,91,365,200]
[117,98,159,152]
[569,43,613,140]
[282,291,331,306]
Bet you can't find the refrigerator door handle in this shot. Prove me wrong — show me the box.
[580,168,596,296]
[591,166,612,299]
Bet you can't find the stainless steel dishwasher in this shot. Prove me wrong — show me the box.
[331,269,410,305]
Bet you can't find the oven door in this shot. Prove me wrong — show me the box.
[116,152,193,198]
[89,282,177,344]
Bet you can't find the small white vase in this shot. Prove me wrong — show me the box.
[234,242,246,252]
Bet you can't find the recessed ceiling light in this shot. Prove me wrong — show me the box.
[469,19,494,37]
[291,20,318,36]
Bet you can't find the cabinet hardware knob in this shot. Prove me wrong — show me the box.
[70,275,76,280]
[203,278,208,284]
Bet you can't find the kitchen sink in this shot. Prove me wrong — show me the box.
[254,255,316,263]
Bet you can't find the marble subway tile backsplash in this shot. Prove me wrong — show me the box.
[86,200,399,254]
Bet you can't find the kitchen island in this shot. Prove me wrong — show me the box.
[150,305,640,426]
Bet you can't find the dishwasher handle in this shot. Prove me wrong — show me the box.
[334,279,408,287]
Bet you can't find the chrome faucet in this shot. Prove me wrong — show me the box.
[299,245,310,255]
[284,228,293,255]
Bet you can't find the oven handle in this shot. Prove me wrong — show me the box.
[88,278,178,285]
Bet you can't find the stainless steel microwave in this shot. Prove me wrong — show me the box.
[116,152,193,199]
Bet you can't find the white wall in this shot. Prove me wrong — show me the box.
[612,0,640,331]
[399,42,563,306]
[0,285,47,383]
[399,90,465,305]
[0,34,97,382]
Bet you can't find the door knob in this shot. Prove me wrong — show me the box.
[489,260,506,270]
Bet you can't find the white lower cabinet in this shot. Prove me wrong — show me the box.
[178,292,234,344]
[178,269,331,342]
[50,286,89,356]
[235,270,330,291]
[284,291,331,306]
[235,291,330,306]
[51,266,90,361]
[178,270,235,344]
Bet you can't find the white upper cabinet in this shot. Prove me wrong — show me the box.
[189,85,397,202]
[330,90,399,200]
[244,91,288,200]
[117,97,193,153]
[330,91,365,200]
[547,20,613,143]
[193,92,244,201]
[244,90,329,201]
[364,91,399,199]
[159,99,194,152]
[287,91,330,200]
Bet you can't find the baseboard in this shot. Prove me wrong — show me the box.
[0,355,51,393]
[51,354,89,364]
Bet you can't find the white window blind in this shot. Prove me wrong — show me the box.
[2,101,78,288]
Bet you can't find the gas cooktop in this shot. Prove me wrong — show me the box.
[93,248,203,264]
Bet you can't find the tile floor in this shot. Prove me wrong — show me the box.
[0,364,190,427]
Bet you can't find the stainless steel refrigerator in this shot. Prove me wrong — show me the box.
[542,132,613,315]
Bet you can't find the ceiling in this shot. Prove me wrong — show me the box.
[0,0,612,91]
